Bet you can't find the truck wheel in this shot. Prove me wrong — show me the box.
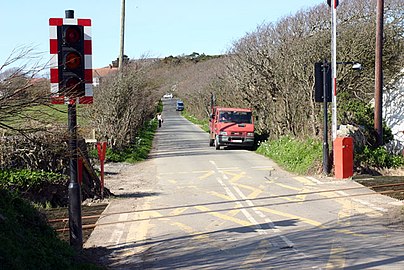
[215,136,220,150]
[209,139,214,147]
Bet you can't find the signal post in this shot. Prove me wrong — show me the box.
[49,10,93,251]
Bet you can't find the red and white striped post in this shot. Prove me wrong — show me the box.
[330,0,338,141]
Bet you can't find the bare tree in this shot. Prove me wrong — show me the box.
[221,0,404,140]
[0,46,50,134]
[85,63,161,150]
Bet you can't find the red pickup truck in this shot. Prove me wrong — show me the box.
[209,106,255,150]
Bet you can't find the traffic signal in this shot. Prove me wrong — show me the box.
[327,0,339,7]
[314,62,332,103]
[49,17,93,104]
[58,24,85,98]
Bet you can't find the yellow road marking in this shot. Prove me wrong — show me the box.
[172,221,211,242]
[233,182,262,194]
[257,206,322,227]
[208,191,233,201]
[247,187,263,200]
[326,244,346,269]
[170,207,188,216]
[338,209,351,226]
[198,170,215,179]
[270,182,310,203]
[168,179,177,184]
[217,167,240,171]
[295,188,310,202]
[257,207,364,237]
[293,176,315,186]
[274,182,301,191]
[224,171,246,183]
[281,196,303,202]
[355,203,383,218]
[195,205,252,227]
[159,170,211,176]
[255,167,275,171]
[240,239,271,269]
[125,201,163,255]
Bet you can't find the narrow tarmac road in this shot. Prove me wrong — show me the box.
[85,99,404,270]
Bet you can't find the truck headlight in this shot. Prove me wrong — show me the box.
[220,131,227,135]
[247,132,254,137]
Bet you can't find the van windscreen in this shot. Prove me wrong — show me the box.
[219,111,252,124]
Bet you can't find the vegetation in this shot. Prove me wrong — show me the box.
[0,189,101,270]
[1,0,403,268]
[0,46,162,269]
[257,137,323,175]
[103,119,158,163]
[84,66,161,151]
[181,110,210,132]
[0,169,65,191]
[161,0,404,172]
[357,146,404,170]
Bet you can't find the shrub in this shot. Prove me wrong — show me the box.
[0,169,65,190]
[105,120,157,163]
[0,189,73,269]
[356,146,404,169]
[256,136,322,174]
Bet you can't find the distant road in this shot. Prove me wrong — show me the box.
[86,98,404,269]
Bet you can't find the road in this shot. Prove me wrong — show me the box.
[85,98,404,269]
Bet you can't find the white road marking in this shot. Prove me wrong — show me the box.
[108,213,128,244]
[210,160,296,248]
[305,176,323,185]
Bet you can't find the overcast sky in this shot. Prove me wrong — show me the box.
[0,0,325,69]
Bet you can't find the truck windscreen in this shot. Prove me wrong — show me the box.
[219,111,252,124]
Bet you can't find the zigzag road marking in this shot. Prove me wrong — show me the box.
[257,207,364,237]
[194,205,252,227]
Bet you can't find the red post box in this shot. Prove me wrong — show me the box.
[333,137,354,179]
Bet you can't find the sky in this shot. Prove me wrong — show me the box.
[0,0,325,70]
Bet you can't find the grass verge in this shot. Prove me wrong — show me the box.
[103,120,158,163]
[0,189,101,270]
[256,136,322,175]
[181,111,209,132]
[6,104,90,129]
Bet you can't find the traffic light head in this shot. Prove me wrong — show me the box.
[314,62,332,103]
[49,17,93,104]
[58,25,85,98]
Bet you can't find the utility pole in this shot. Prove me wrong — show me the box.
[118,0,126,71]
[374,0,384,146]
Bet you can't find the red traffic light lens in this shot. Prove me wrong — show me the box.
[64,26,81,44]
[65,77,82,91]
[64,52,81,70]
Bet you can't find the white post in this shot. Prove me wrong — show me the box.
[331,0,337,140]
[118,0,126,71]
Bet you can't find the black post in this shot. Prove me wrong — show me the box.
[65,9,82,251]
[322,60,330,175]
[68,103,83,251]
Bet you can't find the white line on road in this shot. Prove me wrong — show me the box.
[108,213,128,244]
[305,176,323,185]
[210,160,296,248]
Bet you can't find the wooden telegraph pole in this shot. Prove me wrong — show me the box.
[374,0,384,146]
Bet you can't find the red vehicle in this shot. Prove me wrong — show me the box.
[209,106,255,150]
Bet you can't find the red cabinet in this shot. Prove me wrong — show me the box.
[334,137,354,179]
